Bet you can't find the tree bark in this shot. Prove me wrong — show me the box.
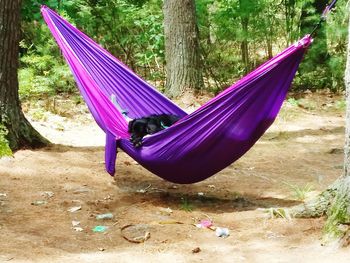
[0,0,48,150]
[290,12,350,242]
[163,0,204,98]
[284,0,296,45]
[238,0,251,74]
[344,25,350,177]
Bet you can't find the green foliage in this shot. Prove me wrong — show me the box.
[30,109,48,122]
[295,0,348,91]
[20,0,348,98]
[19,12,76,99]
[324,193,350,238]
[180,197,194,212]
[286,182,314,201]
[18,54,76,99]
[0,124,12,157]
[20,0,165,100]
[61,0,165,80]
[266,207,291,220]
[335,99,346,110]
[287,98,300,107]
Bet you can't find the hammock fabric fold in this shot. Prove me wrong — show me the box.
[41,6,312,184]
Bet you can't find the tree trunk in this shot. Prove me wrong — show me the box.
[240,17,249,73]
[0,0,48,150]
[344,30,350,177]
[163,0,204,98]
[238,0,250,74]
[284,0,296,45]
[290,12,350,243]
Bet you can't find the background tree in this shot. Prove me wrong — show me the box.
[163,0,204,98]
[0,0,48,150]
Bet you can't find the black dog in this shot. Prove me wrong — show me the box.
[128,114,180,147]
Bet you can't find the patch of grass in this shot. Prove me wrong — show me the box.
[335,100,346,110]
[300,99,318,110]
[287,98,300,107]
[324,194,350,233]
[277,104,299,123]
[284,182,314,201]
[72,95,83,105]
[324,193,350,239]
[31,109,48,122]
[0,124,12,157]
[180,197,194,212]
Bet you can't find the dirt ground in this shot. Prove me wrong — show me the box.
[0,92,349,262]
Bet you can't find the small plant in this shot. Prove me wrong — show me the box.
[324,193,350,240]
[335,100,346,110]
[287,97,300,107]
[180,197,194,212]
[0,124,12,157]
[72,95,83,105]
[284,182,314,201]
[266,207,291,220]
[31,109,48,122]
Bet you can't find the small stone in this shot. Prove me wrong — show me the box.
[73,187,91,194]
[68,206,82,213]
[31,200,47,206]
[41,191,54,198]
[159,207,173,216]
[96,213,114,220]
[0,193,7,200]
[92,226,108,233]
[72,221,81,227]
[192,247,201,253]
[215,227,230,238]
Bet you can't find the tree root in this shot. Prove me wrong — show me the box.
[290,182,338,218]
[6,113,50,151]
[288,177,350,244]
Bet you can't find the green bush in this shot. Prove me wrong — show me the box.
[19,54,76,99]
[19,19,77,99]
[19,0,348,96]
[0,124,12,157]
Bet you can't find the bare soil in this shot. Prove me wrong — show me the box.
[0,92,349,262]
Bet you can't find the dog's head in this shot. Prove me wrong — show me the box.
[128,118,149,137]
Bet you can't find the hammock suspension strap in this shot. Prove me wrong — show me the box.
[310,0,338,38]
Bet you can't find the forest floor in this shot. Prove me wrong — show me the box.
[0,92,349,262]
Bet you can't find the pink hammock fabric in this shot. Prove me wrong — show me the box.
[41,6,312,184]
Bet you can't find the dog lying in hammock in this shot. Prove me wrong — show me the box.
[128,114,180,147]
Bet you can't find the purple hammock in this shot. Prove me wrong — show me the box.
[41,6,312,184]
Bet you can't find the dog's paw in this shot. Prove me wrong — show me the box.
[130,137,143,148]
[134,141,143,148]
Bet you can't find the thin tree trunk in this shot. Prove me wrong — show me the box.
[285,0,296,45]
[344,26,350,177]
[239,0,250,74]
[163,0,204,98]
[240,17,249,73]
[0,0,48,150]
